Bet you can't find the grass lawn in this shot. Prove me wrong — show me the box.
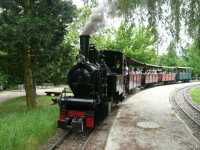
[0,96,59,150]
[190,87,200,104]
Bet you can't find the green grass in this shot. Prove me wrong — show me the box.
[0,96,59,150]
[190,87,200,104]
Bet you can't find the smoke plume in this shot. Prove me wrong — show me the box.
[81,0,118,35]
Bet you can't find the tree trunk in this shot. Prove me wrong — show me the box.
[24,49,37,108]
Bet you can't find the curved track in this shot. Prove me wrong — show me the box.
[48,129,92,150]
[44,105,119,150]
[48,129,72,150]
[79,130,95,150]
[170,85,200,139]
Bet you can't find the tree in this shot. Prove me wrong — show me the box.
[0,0,76,108]
[0,71,8,89]
[185,41,200,76]
[113,0,200,51]
[159,41,178,66]
[92,22,157,64]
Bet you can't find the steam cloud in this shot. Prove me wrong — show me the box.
[81,0,117,35]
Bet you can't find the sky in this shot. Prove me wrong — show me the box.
[72,0,84,8]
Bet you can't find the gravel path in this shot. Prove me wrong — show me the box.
[0,86,67,103]
[105,82,200,150]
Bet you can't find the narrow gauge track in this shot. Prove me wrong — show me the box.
[170,85,200,140]
[47,129,92,150]
[48,129,72,150]
[46,105,119,150]
[80,128,96,150]
[49,118,114,150]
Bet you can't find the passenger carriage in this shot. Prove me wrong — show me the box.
[161,66,176,83]
[126,57,144,92]
[176,67,192,82]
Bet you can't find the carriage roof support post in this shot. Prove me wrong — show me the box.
[80,35,90,60]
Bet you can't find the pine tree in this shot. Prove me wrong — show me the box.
[0,0,76,108]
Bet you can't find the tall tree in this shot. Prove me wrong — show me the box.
[0,0,75,108]
[159,41,178,66]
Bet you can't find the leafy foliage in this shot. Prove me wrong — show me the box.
[92,22,157,64]
[112,0,200,75]
[185,41,200,75]
[0,0,76,108]
[35,5,93,84]
[159,42,178,66]
[0,71,8,88]
[115,0,200,42]
[0,0,75,52]
[64,5,92,56]
[0,0,76,85]
[158,41,190,68]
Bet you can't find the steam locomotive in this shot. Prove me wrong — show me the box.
[57,35,192,132]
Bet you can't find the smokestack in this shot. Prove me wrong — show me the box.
[80,35,90,59]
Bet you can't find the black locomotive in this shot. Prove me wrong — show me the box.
[57,35,192,131]
[58,35,127,131]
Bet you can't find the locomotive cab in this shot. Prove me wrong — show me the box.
[102,51,126,102]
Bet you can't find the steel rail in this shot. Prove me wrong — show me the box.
[48,129,72,150]
[79,128,96,150]
[171,86,200,127]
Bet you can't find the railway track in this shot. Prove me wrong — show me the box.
[46,129,92,150]
[48,129,72,150]
[79,129,95,150]
[170,85,200,140]
[45,105,119,150]
[46,121,111,150]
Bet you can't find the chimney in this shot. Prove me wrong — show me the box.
[80,35,90,59]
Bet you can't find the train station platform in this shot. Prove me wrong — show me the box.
[105,83,200,150]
